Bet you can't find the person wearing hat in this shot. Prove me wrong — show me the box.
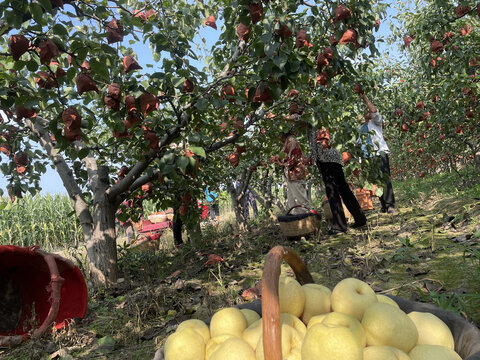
[314,128,367,234]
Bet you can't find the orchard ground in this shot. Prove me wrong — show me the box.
[1,169,480,360]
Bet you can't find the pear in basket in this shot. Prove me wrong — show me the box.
[256,323,304,360]
[331,277,378,321]
[164,327,205,360]
[242,319,263,351]
[301,283,331,324]
[302,323,363,360]
[209,337,255,360]
[376,294,400,308]
[409,344,462,360]
[363,345,410,360]
[407,311,455,349]
[308,311,366,347]
[175,319,210,343]
[240,308,261,327]
[209,307,247,338]
[362,302,418,353]
[279,276,305,318]
[206,335,235,359]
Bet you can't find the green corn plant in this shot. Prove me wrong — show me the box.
[0,194,83,251]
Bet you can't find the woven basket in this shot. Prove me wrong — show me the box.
[277,205,321,238]
[259,245,480,360]
[153,245,480,360]
[148,214,168,223]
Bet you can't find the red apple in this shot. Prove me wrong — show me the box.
[205,15,217,29]
[8,34,29,61]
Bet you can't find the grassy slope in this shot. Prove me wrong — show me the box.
[1,169,480,359]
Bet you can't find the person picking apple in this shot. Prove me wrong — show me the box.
[311,127,367,234]
[355,84,396,214]
[277,129,311,215]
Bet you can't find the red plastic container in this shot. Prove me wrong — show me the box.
[0,245,88,347]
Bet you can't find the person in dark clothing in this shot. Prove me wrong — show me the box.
[315,129,367,234]
[172,206,184,247]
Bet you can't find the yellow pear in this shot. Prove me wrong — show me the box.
[209,337,255,360]
[206,335,235,359]
[256,323,304,360]
[319,311,366,347]
[331,278,378,321]
[242,319,263,350]
[301,283,332,323]
[240,308,261,327]
[409,344,462,360]
[176,319,210,343]
[306,313,328,329]
[376,294,400,309]
[280,313,307,336]
[301,323,363,360]
[279,276,305,318]
[209,307,247,338]
[362,302,418,353]
[407,311,454,349]
[364,345,411,360]
[287,347,302,360]
[164,327,205,360]
[242,313,306,351]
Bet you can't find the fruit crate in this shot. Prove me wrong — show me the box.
[355,188,374,211]
[154,246,480,360]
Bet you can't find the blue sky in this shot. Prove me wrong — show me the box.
[0,3,401,196]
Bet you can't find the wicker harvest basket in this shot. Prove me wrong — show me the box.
[148,213,168,223]
[258,246,480,360]
[153,245,480,360]
[277,205,321,238]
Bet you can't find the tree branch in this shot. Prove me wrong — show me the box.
[107,151,157,199]
[108,40,248,199]
[24,117,94,240]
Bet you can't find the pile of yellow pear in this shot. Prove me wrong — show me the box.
[164,277,461,360]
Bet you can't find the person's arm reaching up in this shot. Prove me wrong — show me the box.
[360,93,377,114]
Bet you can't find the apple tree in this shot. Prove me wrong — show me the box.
[0,0,386,286]
[373,0,479,178]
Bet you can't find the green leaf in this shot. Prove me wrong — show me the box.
[195,98,208,111]
[172,77,184,88]
[189,146,206,158]
[38,0,52,12]
[30,3,44,24]
[78,148,90,159]
[90,58,110,80]
[273,56,287,70]
[260,33,272,44]
[374,187,384,197]
[176,156,189,174]
[26,60,39,72]
[52,24,69,37]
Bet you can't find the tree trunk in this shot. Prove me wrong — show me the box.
[86,166,118,287]
[227,183,248,231]
[187,217,202,245]
[258,171,274,211]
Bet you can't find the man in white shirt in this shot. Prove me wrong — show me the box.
[356,87,396,214]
